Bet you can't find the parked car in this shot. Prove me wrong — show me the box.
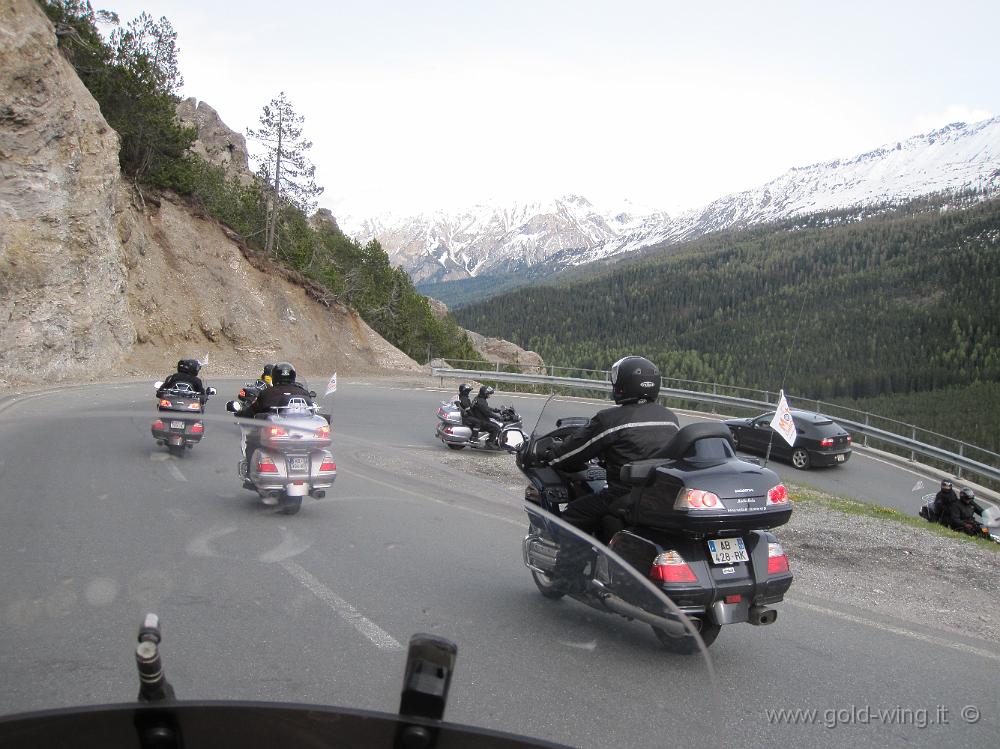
[723,410,852,469]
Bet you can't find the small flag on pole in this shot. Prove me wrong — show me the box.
[770,390,797,446]
[324,373,338,396]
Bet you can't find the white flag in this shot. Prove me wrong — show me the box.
[770,390,797,447]
[324,372,338,396]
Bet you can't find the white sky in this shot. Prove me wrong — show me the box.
[101,0,998,220]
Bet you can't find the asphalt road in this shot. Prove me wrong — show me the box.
[1,378,997,748]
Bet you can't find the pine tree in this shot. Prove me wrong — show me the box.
[247,93,323,255]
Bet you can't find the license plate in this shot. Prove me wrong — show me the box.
[170,420,185,429]
[289,456,308,472]
[836,454,845,462]
[707,538,749,564]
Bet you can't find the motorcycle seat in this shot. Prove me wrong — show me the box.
[619,459,671,487]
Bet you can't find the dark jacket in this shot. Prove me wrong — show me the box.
[471,396,501,423]
[931,489,958,523]
[549,401,680,493]
[946,497,985,530]
[247,382,313,418]
[159,373,205,399]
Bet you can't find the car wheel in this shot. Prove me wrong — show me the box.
[791,448,810,470]
[730,430,741,449]
[652,618,721,654]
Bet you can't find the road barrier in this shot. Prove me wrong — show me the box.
[432,367,1000,486]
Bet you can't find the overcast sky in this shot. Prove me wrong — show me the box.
[102,0,998,220]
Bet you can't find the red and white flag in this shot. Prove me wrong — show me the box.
[324,372,338,396]
[770,390,797,446]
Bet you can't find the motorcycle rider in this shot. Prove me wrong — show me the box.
[261,364,274,387]
[946,488,986,535]
[470,385,503,444]
[245,361,313,418]
[543,355,680,539]
[158,359,207,403]
[926,480,958,524]
[457,383,474,416]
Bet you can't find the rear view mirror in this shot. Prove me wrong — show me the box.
[502,429,526,452]
[153,381,164,389]
[309,391,317,399]
[226,400,240,413]
[206,387,217,396]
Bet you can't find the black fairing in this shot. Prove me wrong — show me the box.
[0,703,568,749]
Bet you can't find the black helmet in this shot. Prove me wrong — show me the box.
[272,362,296,385]
[478,385,494,398]
[262,364,274,378]
[941,480,953,491]
[610,355,660,404]
[959,488,975,503]
[458,383,472,396]
[177,359,201,376]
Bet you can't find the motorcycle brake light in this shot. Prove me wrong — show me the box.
[152,420,164,430]
[676,489,722,510]
[190,422,204,434]
[650,551,697,583]
[257,456,278,473]
[725,594,742,604]
[188,402,201,410]
[767,542,790,574]
[443,426,454,435]
[239,389,246,398]
[159,399,172,408]
[267,426,288,438]
[314,425,331,439]
[767,484,789,504]
[319,459,336,472]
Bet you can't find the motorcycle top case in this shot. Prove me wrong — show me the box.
[622,423,792,535]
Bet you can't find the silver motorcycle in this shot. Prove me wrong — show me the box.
[434,400,526,451]
[227,397,336,515]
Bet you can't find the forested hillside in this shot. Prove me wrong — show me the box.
[39,0,478,364]
[455,196,1000,449]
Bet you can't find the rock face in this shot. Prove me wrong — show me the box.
[175,97,252,182]
[0,0,135,384]
[425,298,543,373]
[0,0,422,387]
[310,207,341,233]
[116,187,422,378]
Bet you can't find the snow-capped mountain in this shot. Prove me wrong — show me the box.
[348,195,669,284]
[350,117,1000,282]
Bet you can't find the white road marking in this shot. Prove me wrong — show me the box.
[343,467,523,528]
[278,559,402,651]
[167,463,187,482]
[558,639,598,651]
[786,597,1000,662]
[259,527,313,563]
[187,525,237,558]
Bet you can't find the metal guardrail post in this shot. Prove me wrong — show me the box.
[957,444,964,479]
[864,413,869,447]
[910,426,916,462]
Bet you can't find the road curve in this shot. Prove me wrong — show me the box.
[0,378,996,749]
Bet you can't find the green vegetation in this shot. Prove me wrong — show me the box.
[39,0,480,364]
[790,485,999,551]
[454,196,1000,450]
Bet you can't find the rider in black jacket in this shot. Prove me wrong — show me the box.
[246,362,313,418]
[927,480,959,524]
[158,359,206,403]
[946,488,986,534]
[546,356,679,538]
[470,385,503,444]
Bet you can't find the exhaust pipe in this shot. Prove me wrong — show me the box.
[310,489,326,499]
[748,606,777,626]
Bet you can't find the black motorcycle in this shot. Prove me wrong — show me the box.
[517,397,794,653]
[151,381,216,457]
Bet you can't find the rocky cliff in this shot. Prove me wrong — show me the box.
[0,0,421,387]
[175,97,253,183]
[0,0,134,384]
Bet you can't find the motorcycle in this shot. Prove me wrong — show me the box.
[517,397,794,653]
[434,400,526,451]
[150,381,216,457]
[226,396,336,515]
[235,378,269,410]
[919,492,1000,543]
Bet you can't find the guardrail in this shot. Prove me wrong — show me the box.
[432,367,1000,486]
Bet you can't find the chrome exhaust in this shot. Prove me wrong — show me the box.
[748,606,778,626]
